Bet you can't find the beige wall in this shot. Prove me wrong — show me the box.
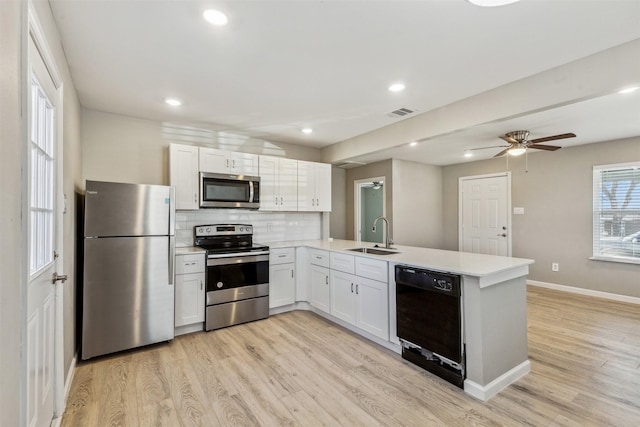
[330,167,347,239]
[345,160,393,241]
[1,2,24,425]
[392,159,443,248]
[82,109,324,186]
[442,137,640,298]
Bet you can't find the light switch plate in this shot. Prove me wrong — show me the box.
[513,207,525,215]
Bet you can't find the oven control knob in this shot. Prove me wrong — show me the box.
[239,227,244,232]
[216,282,223,289]
[246,226,252,232]
[206,227,211,233]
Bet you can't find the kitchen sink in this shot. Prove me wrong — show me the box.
[347,247,401,255]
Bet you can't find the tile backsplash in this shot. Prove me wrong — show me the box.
[175,210,322,247]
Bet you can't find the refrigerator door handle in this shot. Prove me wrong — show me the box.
[168,236,175,285]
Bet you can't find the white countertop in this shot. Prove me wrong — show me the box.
[176,246,207,255]
[266,239,534,278]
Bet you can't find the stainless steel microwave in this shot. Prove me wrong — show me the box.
[200,172,260,209]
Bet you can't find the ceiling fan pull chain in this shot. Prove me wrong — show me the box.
[525,150,528,173]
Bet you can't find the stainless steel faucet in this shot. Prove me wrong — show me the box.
[372,216,393,249]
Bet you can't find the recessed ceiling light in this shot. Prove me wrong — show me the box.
[618,86,639,94]
[164,97,182,106]
[388,83,406,93]
[203,9,228,26]
[468,0,520,6]
[409,142,418,147]
[302,128,313,134]
[464,152,473,158]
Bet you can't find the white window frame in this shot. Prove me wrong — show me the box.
[592,161,640,265]
[29,74,55,277]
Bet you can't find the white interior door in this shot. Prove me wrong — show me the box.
[459,173,511,256]
[26,25,63,427]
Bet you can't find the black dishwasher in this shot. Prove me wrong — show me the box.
[395,265,464,388]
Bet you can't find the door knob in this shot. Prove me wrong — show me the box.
[52,272,68,284]
[497,233,507,237]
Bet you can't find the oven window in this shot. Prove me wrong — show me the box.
[206,259,268,291]
[204,179,250,202]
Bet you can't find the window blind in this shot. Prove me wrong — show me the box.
[592,162,640,263]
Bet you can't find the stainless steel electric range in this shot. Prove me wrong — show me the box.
[194,224,269,331]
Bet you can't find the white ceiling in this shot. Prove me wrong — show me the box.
[49,0,640,164]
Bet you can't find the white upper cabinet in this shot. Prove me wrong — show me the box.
[199,147,259,176]
[259,155,298,211]
[298,160,332,212]
[169,143,199,210]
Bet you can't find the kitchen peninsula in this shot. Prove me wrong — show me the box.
[268,239,535,401]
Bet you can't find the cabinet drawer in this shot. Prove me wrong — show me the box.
[330,252,355,274]
[355,257,388,282]
[176,253,205,274]
[270,247,295,265]
[310,249,330,268]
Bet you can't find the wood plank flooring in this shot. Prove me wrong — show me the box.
[61,286,640,426]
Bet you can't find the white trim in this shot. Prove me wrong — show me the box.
[527,280,640,305]
[51,354,76,427]
[464,360,531,402]
[354,176,386,244]
[458,172,512,256]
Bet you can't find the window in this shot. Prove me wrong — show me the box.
[29,75,54,275]
[592,162,640,264]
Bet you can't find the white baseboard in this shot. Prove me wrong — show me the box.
[464,360,531,402]
[527,280,640,305]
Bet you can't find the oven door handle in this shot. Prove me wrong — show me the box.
[207,252,270,266]
[207,250,270,259]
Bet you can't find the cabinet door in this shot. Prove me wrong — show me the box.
[314,162,332,211]
[330,270,356,324]
[231,152,259,176]
[297,160,316,211]
[199,147,229,173]
[269,263,295,308]
[259,155,279,210]
[169,143,199,210]
[310,265,330,313]
[175,272,205,327]
[355,276,389,340]
[279,158,298,211]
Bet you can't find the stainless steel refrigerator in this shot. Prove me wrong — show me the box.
[81,180,175,360]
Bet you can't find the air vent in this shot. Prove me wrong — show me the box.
[387,107,416,118]
[333,161,367,169]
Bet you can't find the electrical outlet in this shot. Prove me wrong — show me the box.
[552,263,559,272]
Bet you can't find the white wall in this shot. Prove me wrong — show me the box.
[82,109,324,186]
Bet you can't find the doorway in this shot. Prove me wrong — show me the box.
[355,177,386,243]
[459,172,511,256]
[25,8,65,427]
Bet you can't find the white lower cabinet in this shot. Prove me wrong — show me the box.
[175,253,205,327]
[328,253,389,340]
[269,248,296,308]
[353,276,389,340]
[310,264,331,312]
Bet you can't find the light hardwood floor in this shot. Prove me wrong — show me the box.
[61,286,640,426]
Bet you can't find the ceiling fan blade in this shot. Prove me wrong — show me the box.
[499,135,518,144]
[494,148,510,157]
[529,133,576,144]
[468,145,509,151]
[529,144,561,151]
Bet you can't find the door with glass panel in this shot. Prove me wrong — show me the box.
[26,31,63,427]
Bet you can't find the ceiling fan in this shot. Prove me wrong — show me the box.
[471,130,576,157]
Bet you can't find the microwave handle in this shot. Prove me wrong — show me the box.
[249,180,254,202]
